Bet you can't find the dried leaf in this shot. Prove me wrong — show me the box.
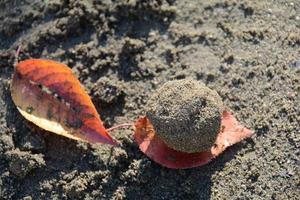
[134,110,254,169]
[11,59,116,145]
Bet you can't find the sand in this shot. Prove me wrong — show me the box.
[0,0,299,199]
[146,79,223,153]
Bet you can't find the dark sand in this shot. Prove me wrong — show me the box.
[0,0,299,199]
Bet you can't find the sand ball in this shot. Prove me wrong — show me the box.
[146,79,224,153]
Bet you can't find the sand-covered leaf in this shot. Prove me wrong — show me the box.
[134,110,254,169]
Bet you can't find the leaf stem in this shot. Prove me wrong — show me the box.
[14,45,22,66]
[107,123,134,132]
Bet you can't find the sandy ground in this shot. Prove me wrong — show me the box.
[0,0,299,199]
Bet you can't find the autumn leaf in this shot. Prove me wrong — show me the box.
[11,59,116,146]
[134,110,254,169]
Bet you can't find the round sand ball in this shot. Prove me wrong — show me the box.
[146,79,224,153]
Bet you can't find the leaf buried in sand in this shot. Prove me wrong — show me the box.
[134,110,254,169]
[11,59,116,146]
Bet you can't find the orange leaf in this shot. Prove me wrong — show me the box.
[134,110,254,169]
[11,59,116,146]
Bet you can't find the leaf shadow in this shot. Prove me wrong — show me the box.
[120,139,255,200]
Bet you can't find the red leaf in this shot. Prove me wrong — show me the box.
[11,59,116,146]
[134,110,254,169]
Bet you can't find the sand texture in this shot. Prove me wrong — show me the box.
[0,0,299,199]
